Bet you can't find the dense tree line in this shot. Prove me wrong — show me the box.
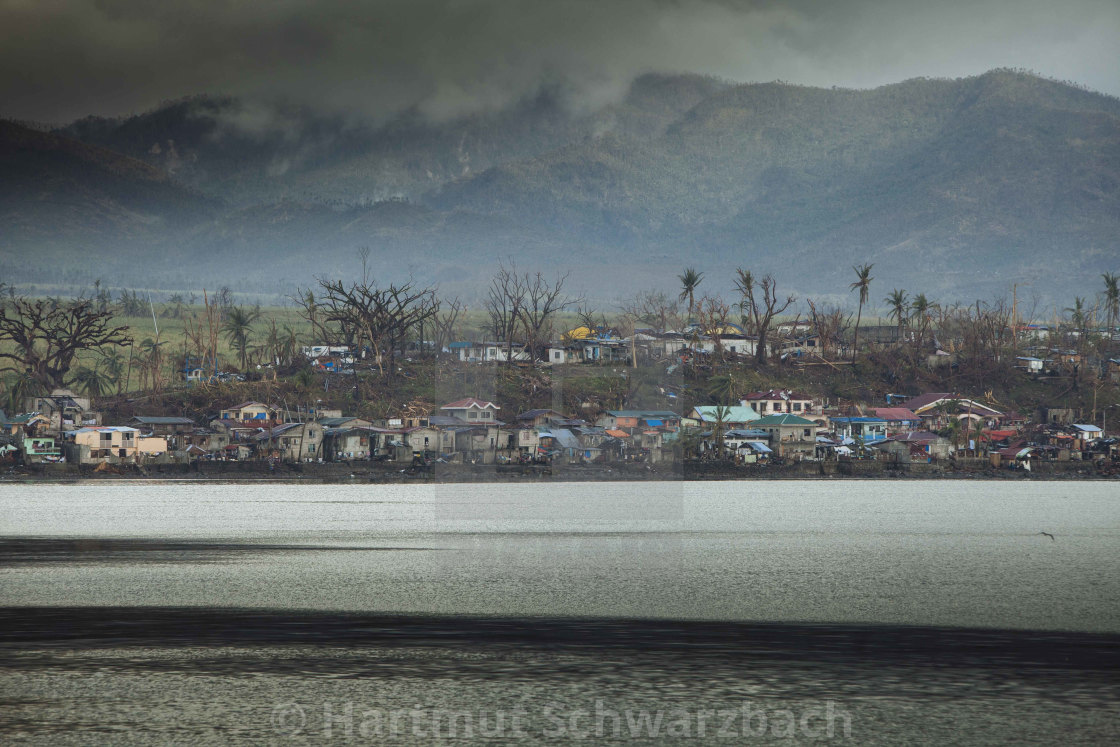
[0,265,1117,411]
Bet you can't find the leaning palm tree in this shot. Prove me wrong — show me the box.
[849,263,874,359]
[1102,272,1119,331]
[678,267,704,324]
[222,306,261,372]
[884,289,908,345]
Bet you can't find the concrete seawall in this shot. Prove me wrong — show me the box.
[6,457,1114,483]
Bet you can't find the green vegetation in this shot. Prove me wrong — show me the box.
[0,256,1114,440]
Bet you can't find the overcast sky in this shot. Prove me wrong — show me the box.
[2,0,1118,123]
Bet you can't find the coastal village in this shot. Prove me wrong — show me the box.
[4,318,1118,477]
[2,264,1118,478]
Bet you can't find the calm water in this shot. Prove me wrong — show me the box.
[0,481,1117,744]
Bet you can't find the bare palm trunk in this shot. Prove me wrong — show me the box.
[852,302,863,360]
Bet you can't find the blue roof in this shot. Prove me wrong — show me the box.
[832,416,887,423]
[644,419,663,426]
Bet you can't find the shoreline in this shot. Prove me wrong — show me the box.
[4,459,1116,484]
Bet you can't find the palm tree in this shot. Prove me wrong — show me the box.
[944,417,962,455]
[849,264,873,359]
[910,293,933,351]
[1065,297,1088,331]
[136,338,168,392]
[3,372,41,414]
[710,404,732,460]
[71,366,111,398]
[281,325,302,365]
[98,348,126,394]
[259,318,284,366]
[678,267,704,324]
[971,419,986,458]
[884,289,908,344]
[677,427,703,461]
[706,373,738,403]
[222,306,261,372]
[294,367,318,392]
[1101,273,1118,330]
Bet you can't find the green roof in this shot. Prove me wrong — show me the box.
[1,413,41,425]
[692,406,760,423]
[754,414,817,426]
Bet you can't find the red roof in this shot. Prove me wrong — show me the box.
[903,393,1002,417]
[605,429,630,438]
[870,407,918,421]
[440,398,500,410]
[902,393,954,411]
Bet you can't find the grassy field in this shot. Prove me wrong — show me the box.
[58,305,594,395]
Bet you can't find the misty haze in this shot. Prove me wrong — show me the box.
[1,1,1119,745]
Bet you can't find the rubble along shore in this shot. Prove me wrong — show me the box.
[3,458,1116,484]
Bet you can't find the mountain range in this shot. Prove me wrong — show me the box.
[1,69,1117,308]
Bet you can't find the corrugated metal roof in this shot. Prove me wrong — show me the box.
[754,414,816,426]
[440,398,500,410]
[692,405,760,423]
[130,416,196,425]
[869,408,918,421]
[551,429,581,449]
[605,410,680,418]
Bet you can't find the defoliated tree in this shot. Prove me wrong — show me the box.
[518,270,574,362]
[0,297,131,390]
[734,269,795,365]
[486,261,527,365]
